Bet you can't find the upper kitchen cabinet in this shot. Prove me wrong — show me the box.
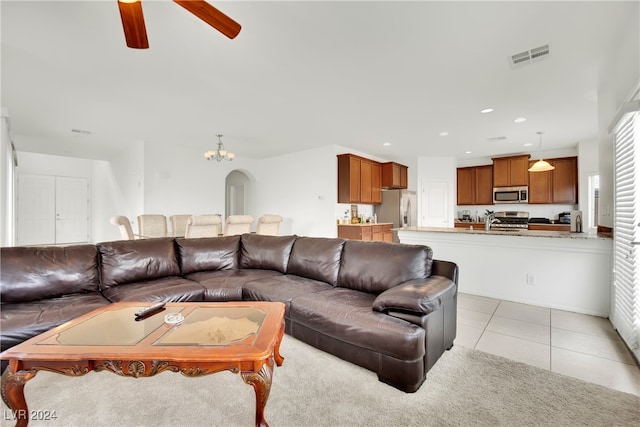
[456,165,493,205]
[550,157,578,204]
[492,155,530,187]
[381,162,408,189]
[337,154,382,204]
[528,156,578,204]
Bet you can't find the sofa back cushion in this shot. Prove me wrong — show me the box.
[0,245,100,303]
[98,238,180,289]
[239,234,296,273]
[287,237,345,285]
[337,241,433,294]
[176,236,240,275]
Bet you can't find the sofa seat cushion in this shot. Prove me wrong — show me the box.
[0,294,111,352]
[1,245,100,303]
[242,275,333,317]
[186,269,282,301]
[101,277,204,302]
[290,288,425,360]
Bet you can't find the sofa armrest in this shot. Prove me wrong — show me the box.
[372,275,457,316]
[432,259,458,284]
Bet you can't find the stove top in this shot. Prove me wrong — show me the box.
[491,211,529,230]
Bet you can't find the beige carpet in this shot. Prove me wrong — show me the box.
[1,335,639,427]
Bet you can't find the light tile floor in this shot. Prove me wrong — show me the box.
[455,293,640,396]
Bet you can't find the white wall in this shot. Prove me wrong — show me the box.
[253,145,341,237]
[597,6,640,228]
[1,111,14,246]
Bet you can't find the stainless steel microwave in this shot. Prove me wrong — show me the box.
[493,186,528,204]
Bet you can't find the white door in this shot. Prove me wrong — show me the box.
[17,174,56,245]
[55,176,89,244]
[17,174,89,245]
[421,179,449,227]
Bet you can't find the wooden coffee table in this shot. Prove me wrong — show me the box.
[0,301,285,427]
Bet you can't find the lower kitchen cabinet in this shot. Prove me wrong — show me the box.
[337,223,393,242]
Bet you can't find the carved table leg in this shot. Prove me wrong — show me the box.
[1,368,37,427]
[241,357,274,427]
[274,320,285,367]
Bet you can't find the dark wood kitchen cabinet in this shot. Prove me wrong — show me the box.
[337,223,392,242]
[457,165,493,205]
[492,155,530,187]
[381,162,408,189]
[337,154,382,204]
[528,164,553,204]
[528,156,578,204]
[550,157,578,204]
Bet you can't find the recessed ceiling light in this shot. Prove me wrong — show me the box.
[383,142,391,147]
[524,143,533,147]
[465,151,472,154]
[439,132,449,136]
[514,117,527,123]
[480,108,494,114]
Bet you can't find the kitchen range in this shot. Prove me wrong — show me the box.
[490,211,529,230]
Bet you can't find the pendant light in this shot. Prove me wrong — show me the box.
[528,131,555,172]
[204,134,235,162]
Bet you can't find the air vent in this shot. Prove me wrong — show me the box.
[487,136,507,142]
[509,44,550,68]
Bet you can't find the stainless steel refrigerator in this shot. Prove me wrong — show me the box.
[374,190,417,242]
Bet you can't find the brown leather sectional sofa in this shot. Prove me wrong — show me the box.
[0,234,458,392]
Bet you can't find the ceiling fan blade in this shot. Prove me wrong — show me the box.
[173,0,241,39]
[117,0,149,49]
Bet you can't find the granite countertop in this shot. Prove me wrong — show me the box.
[338,222,393,227]
[397,226,611,240]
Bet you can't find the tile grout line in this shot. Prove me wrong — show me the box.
[549,307,553,373]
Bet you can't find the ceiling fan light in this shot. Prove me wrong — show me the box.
[528,159,555,172]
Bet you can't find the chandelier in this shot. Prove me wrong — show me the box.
[528,131,555,172]
[204,134,235,162]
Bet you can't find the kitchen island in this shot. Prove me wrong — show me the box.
[397,227,612,316]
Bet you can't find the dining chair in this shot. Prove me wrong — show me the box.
[169,214,192,237]
[255,214,283,236]
[223,215,254,236]
[184,215,223,238]
[109,216,138,240]
[137,214,168,238]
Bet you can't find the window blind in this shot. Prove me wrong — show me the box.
[611,110,639,361]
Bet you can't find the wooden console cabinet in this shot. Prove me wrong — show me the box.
[337,223,393,242]
[456,165,493,205]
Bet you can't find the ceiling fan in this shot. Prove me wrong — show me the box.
[117,0,241,49]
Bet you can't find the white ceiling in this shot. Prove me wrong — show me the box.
[1,1,637,162]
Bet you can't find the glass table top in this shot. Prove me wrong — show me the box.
[38,305,267,347]
[155,307,266,346]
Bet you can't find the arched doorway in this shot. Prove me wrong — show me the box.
[225,170,251,218]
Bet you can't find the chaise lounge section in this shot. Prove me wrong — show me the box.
[0,234,458,392]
